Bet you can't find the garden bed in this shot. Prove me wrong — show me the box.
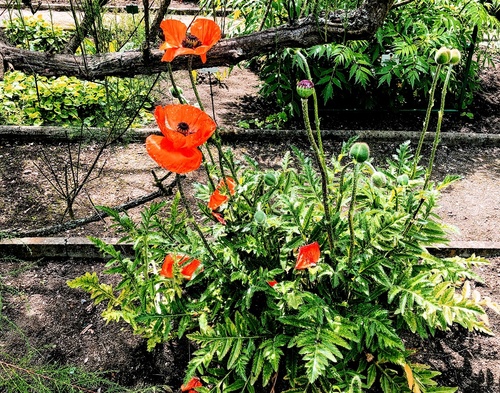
[0,51,499,392]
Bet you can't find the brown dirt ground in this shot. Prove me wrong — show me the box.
[0,9,500,391]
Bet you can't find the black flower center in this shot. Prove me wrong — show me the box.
[182,33,202,49]
[176,122,192,136]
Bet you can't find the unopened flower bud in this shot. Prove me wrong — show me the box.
[397,174,409,186]
[264,173,277,186]
[349,142,370,163]
[435,47,451,65]
[372,171,387,188]
[254,210,267,225]
[449,49,461,65]
[296,79,315,99]
[169,86,184,99]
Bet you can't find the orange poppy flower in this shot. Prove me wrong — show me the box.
[159,18,221,63]
[155,105,217,150]
[160,254,201,280]
[295,242,320,270]
[181,376,203,392]
[208,177,236,210]
[146,135,202,174]
[268,280,278,287]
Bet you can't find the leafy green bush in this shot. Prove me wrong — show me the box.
[234,0,500,115]
[0,71,154,127]
[2,15,71,52]
[68,52,499,392]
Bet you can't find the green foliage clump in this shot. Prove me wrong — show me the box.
[237,0,500,115]
[0,71,154,127]
[2,15,71,52]
[69,133,500,392]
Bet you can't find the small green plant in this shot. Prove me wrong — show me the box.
[2,15,71,52]
[0,71,154,127]
[69,42,500,392]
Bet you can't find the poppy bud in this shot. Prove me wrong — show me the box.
[264,173,277,186]
[435,47,451,65]
[371,171,387,188]
[397,174,409,186]
[296,80,315,99]
[169,86,184,99]
[449,49,461,65]
[349,142,370,163]
[254,210,267,225]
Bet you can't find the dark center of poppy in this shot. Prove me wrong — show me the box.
[176,122,192,136]
[182,33,202,49]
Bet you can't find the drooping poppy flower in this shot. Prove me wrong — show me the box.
[146,135,202,174]
[295,242,320,270]
[159,18,221,63]
[268,280,278,288]
[181,376,203,392]
[155,105,217,150]
[160,254,201,280]
[208,177,236,210]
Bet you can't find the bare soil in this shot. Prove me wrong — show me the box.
[0,34,499,392]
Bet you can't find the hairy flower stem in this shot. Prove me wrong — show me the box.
[412,64,442,178]
[176,175,216,260]
[188,56,204,111]
[424,64,453,190]
[301,98,333,251]
[404,64,454,236]
[296,50,326,157]
[348,164,360,267]
[167,63,186,104]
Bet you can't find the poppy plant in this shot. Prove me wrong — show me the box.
[160,254,201,280]
[295,242,320,270]
[181,376,203,392]
[159,18,221,63]
[208,177,236,210]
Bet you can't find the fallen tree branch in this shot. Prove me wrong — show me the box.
[1,179,176,238]
[0,0,395,79]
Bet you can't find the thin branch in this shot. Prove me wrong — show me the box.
[2,179,176,238]
[391,0,416,9]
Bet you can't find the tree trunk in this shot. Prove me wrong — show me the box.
[0,0,395,80]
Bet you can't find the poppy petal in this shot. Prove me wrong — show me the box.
[181,259,201,280]
[159,254,175,278]
[146,135,202,174]
[208,177,236,210]
[181,376,202,391]
[160,19,187,49]
[191,18,221,47]
[295,242,320,270]
[154,105,217,150]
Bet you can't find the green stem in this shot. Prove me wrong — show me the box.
[424,64,453,190]
[176,174,216,260]
[167,63,186,104]
[404,64,454,236]
[412,64,442,178]
[348,164,360,268]
[301,98,333,252]
[188,56,204,111]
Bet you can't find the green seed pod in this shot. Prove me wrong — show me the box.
[349,142,370,163]
[397,174,410,186]
[449,49,461,65]
[371,171,387,188]
[296,80,315,99]
[254,210,267,225]
[434,47,451,65]
[264,173,277,186]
